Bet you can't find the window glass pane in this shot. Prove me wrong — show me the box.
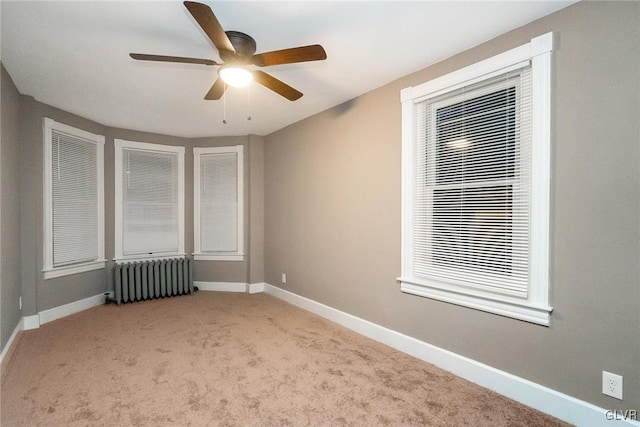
[435,87,516,185]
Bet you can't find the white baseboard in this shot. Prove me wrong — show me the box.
[39,293,105,325]
[0,318,24,365]
[23,315,40,330]
[195,281,247,293]
[263,284,639,427]
[248,282,265,294]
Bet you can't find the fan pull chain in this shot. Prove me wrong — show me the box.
[222,83,228,124]
[247,84,252,121]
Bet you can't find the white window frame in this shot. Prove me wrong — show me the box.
[43,118,105,279]
[399,33,553,325]
[114,139,185,262]
[193,145,244,261]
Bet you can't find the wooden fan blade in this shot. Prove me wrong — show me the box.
[130,53,218,66]
[252,44,327,67]
[253,70,302,101]
[183,1,235,53]
[205,77,226,100]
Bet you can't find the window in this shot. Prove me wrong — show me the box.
[399,33,553,325]
[193,146,244,261]
[115,139,185,261]
[43,118,105,279]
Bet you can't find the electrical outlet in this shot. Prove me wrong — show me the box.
[603,371,623,400]
[281,273,287,284]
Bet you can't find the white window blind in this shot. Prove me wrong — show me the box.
[415,70,532,298]
[194,146,244,261]
[115,140,185,261]
[400,32,553,325]
[52,130,100,266]
[201,153,238,251]
[43,118,105,279]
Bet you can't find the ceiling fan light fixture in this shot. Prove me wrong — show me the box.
[219,66,253,88]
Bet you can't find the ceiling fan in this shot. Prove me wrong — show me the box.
[129,1,327,101]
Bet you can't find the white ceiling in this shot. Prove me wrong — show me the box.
[1,1,575,138]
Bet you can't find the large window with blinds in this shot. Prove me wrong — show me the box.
[43,118,105,279]
[400,33,553,325]
[193,146,244,261]
[114,140,185,261]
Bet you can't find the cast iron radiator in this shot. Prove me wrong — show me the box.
[114,258,193,304]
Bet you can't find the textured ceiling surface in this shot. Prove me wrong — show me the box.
[1,1,574,138]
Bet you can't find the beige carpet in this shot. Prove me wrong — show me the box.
[1,291,570,426]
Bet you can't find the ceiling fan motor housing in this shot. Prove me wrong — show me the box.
[221,31,257,63]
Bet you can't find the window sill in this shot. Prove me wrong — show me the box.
[44,260,106,280]
[193,253,244,261]
[399,278,552,326]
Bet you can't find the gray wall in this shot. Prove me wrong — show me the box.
[20,97,108,314]
[187,135,264,283]
[1,64,23,349]
[248,135,265,285]
[264,1,640,410]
